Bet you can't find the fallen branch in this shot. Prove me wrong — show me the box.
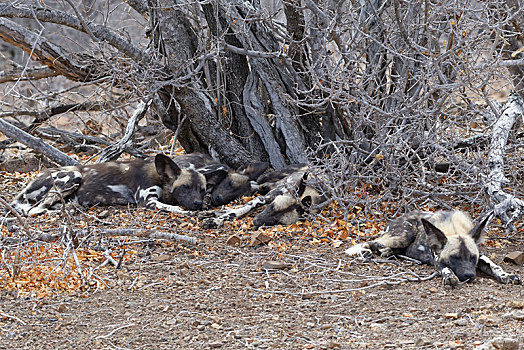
[1,228,197,245]
[0,118,78,166]
[484,92,524,229]
[0,66,59,83]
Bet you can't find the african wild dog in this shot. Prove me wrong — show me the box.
[201,164,328,227]
[10,154,225,215]
[256,164,307,194]
[253,172,327,227]
[345,210,521,287]
[174,153,268,207]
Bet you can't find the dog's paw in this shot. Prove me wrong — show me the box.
[441,267,459,287]
[345,243,372,259]
[499,273,521,285]
[378,247,393,258]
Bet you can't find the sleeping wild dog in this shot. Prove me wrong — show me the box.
[345,210,521,287]
[174,153,268,207]
[201,164,328,227]
[10,154,226,215]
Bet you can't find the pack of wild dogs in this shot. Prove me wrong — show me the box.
[9,153,521,288]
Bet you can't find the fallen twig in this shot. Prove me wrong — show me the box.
[1,228,197,245]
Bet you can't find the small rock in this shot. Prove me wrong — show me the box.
[454,319,468,326]
[57,304,68,313]
[152,254,172,262]
[444,313,459,319]
[415,339,430,346]
[476,337,519,350]
[208,341,223,348]
[328,342,341,349]
[503,251,524,265]
[480,303,493,310]
[210,323,221,329]
[447,340,464,349]
[226,235,241,246]
[501,310,524,320]
[262,261,292,270]
[429,287,438,293]
[477,314,500,326]
[165,318,178,325]
[509,299,524,309]
[250,231,272,246]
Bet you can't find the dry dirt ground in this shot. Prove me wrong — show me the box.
[0,173,523,350]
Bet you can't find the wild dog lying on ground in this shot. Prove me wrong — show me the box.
[10,154,223,215]
[345,210,521,287]
[174,153,268,207]
[256,164,307,194]
[201,164,328,227]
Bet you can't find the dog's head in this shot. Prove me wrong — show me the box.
[155,154,208,210]
[422,211,490,282]
[209,162,268,206]
[253,174,326,227]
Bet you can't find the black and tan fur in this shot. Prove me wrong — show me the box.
[253,172,327,227]
[10,154,217,215]
[202,164,328,227]
[174,153,268,207]
[345,210,521,286]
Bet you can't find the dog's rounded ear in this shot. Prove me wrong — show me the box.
[296,173,308,197]
[301,195,313,208]
[155,154,182,181]
[237,162,269,180]
[421,218,447,252]
[199,165,228,189]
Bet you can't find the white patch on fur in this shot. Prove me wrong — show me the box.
[417,245,426,252]
[107,184,131,195]
[138,186,161,202]
[271,194,295,211]
[275,210,300,225]
[11,201,33,214]
[24,186,48,200]
[53,174,71,184]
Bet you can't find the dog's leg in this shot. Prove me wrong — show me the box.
[477,255,521,284]
[138,186,191,215]
[202,196,268,228]
[150,200,190,215]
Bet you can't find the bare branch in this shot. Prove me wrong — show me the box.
[0,66,59,83]
[0,4,152,65]
[0,17,104,81]
[0,117,79,166]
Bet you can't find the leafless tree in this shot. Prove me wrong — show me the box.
[0,0,523,226]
